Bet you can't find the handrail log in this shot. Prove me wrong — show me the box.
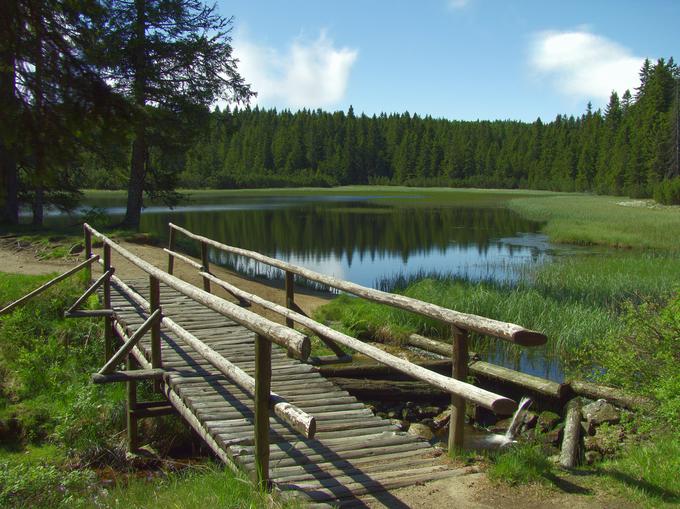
[202,271,516,414]
[163,248,203,271]
[105,271,316,439]
[170,223,545,346]
[84,224,309,360]
[101,309,162,374]
[0,255,100,315]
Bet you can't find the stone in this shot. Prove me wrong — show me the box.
[433,409,451,430]
[581,399,620,426]
[585,450,602,465]
[401,407,416,421]
[387,410,398,419]
[581,420,596,436]
[537,411,561,432]
[584,424,625,455]
[523,411,538,429]
[407,423,434,441]
[390,419,409,431]
[416,405,441,419]
[540,424,563,446]
[489,417,513,434]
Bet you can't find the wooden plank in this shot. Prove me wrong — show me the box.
[92,369,166,384]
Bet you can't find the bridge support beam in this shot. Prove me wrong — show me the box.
[448,326,469,452]
[126,356,139,452]
[254,333,271,489]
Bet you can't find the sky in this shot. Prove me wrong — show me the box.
[218,0,679,122]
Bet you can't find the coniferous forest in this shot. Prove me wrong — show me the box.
[83,57,680,204]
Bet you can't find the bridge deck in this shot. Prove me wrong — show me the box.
[110,278,466,506]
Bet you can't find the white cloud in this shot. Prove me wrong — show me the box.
[447,0,470,9]
[530,30,645,101]
[233,31,358,109]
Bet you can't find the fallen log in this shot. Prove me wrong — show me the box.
[568,380,652,411]
[329,378,446,401]
[560,398,582,468]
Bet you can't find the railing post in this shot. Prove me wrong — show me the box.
[149,276,162,391]
[167,226,176,275]
[84,225,92,283]
[103,244,113,361]
[200,241,211,293]
[284,270,295,329]
[126,355,139,452]
[254,333,271,489]
[448,326,469,452]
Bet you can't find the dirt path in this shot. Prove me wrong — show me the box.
[0,237,634,508]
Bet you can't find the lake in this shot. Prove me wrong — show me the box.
[46,191,573,380]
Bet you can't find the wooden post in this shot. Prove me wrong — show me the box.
[200,241,211,293]
[126,355,139,452]
[103,244,113,361]
[448,326,469,452]
[254,333,271,489]
[167,227,176,275]
[83,225,92,283]
[149,276,162,391]
[284,270,295,329]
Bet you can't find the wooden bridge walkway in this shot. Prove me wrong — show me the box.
[111,277,467,506]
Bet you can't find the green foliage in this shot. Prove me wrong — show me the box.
[488,443,553,486]
[653,177,680,205]
[0,460,96,509]
[99,465,277,509]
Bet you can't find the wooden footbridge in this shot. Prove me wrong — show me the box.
[1,223,547,506]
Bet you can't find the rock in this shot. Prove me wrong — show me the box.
[390,419,409,431]
[540,424,563,446]
[387,410,398,419]
[489,417,514,434]
[69,243,84,255]
[548,454,561,465]
[416,405,441,419]
[585,450,602,465]
[523,411,538,430]
[584,424,625,455]
[581,420,595,436]
[582,399,620,426]
[433,409,451,430]
[537,411,560,432]
[407,423,434,441]
[401,407,416,421]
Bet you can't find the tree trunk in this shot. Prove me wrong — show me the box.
[122,0,147,229]
[0,3,18,225]
[32,186,44,226]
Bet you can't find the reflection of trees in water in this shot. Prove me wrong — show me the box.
[141,203,541,262]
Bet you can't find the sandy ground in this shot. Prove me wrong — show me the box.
[0,237,635,508]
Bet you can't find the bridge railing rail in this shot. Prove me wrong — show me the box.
[167,222,548,451]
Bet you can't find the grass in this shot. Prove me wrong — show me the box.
[509,193,680,251]
[487,443,554,486]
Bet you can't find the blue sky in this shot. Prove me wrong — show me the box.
[219,1,679,122]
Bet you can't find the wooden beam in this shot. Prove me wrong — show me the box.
[200,241,211,293]
[91,369,166,384]
[170,223,546,346]
[85,224,310,360]
[560,398,582,468]
[126,356,139,451]
[66,268,114,313]
[99,309,162,374]
[254,334,271,489]
[167,226,176,274]
[0,256,99,315]
[163,248,202,270]
[568,380,652,410]
[65,309,114,318]
[449,327,469,451]
[198,271,515,414]
[103,244,113,361]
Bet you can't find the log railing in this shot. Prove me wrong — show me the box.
[167,223,549,450]
[83,224,316,487]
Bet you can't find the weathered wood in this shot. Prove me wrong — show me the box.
[131,405,176,418]
[86,224,310,360]
[407,333,453,357]
[568,380,652,411]
[149,276,162,378]
[560,398,582,468]
[195,270,515,414]
[329,378,446,400]
[100,309,162,374]
[449,327,468,451]
[0,255,99,315]
[163,248,202,271]
[285,270,295,329]
[103,245,113,360]
[126,356,138,451]
[64,309,114,318]
[84,225,92,260]
[171,222,546,346]
[91,369,166,384]
[106,273,316,439]
[254,334,271,488]
[200,241,211,293]
[167,226,176,274]
[66,268,114,313]
[307,354,353,365]
[317,359,452,378]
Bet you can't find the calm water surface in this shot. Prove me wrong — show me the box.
[46,193,570,380]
